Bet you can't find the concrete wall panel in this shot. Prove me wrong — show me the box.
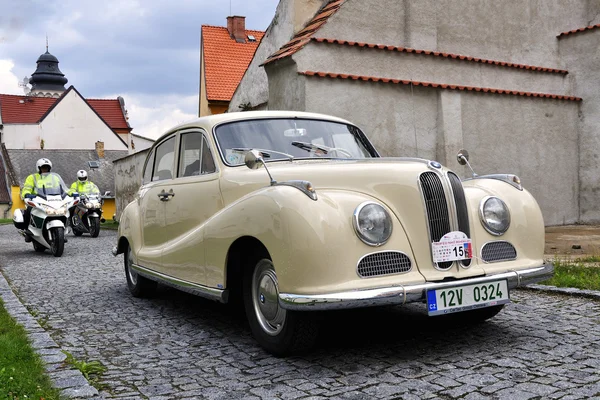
[460,93,580,226]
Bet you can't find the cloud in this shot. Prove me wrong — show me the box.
[117,93,197,140]
[0,60,23,94]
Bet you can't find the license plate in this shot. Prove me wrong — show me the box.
[426,280,510,316]
[432,231,472,263]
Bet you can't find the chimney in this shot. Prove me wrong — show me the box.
[95,141,105,159]
[227,16,247,43]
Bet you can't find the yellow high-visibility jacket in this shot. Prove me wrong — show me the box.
[21,173,62,200]
[69,181,99,195]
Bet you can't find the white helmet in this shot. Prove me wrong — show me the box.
[77,170,88,182]
[36,158,52,173]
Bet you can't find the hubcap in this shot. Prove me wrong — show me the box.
[127,249,138,285]
[252,262,286,336]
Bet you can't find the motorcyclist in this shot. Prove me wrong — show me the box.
[20,158,68,241]
[68,170,100,230]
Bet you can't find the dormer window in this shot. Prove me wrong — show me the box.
[247,35,256,42]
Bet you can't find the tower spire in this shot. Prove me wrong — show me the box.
[46,34,48,52]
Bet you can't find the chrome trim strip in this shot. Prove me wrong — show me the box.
[464,174,523,191]
[279,263,553,311]
[480,240,517,263]
[356,250,412,278]
[131,264,228,303]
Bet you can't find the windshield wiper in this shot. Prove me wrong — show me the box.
[291,141,353,158]
[232,148,294,162]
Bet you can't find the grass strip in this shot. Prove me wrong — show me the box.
[0,299,60,400]
[541,258,600,291]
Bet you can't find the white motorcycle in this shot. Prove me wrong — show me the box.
[13,173,78,257]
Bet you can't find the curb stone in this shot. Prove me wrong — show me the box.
[520,284,600,300]
[0,269,101,399]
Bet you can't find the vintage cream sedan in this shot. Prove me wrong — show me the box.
[112,111,553,355]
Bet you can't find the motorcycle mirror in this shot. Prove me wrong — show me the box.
[103,191,111,196]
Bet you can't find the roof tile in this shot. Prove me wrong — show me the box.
[202,25,264,101]
[558,24,600,37]
[0,93,129,130]
[262,0,345,66]
[298,70,582,101]
[311,38,569,74]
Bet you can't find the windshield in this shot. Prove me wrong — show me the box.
[35,172,70,197]
[214,118,377,165]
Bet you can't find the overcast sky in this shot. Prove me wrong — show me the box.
[0,0,279,139]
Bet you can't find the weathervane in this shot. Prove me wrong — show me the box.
[46,34,49,52]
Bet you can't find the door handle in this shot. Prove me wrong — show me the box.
[158,189,175,201]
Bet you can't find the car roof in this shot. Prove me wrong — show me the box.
[154,111,355,143]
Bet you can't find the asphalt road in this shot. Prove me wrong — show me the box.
[0,224,599,399]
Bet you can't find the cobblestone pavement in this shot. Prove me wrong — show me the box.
[1,224,599,399]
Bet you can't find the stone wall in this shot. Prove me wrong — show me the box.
[113,149,149,221]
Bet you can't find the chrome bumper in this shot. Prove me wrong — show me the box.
[278,263,554,311]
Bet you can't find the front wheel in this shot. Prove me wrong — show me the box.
[50,227,64,257]
[89,217,100,238]
[124,244,157,297]
[243,259,318,356]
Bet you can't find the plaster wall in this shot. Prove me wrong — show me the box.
[131,135,154,152]
[266,61,307,111]
[460,94,580,226]
[113,149,149,220]
[318,0,599,67]
[296,43,572,95]
[199,43,212,117]
[3,90,126,151]
[228,0,328,112]
[559,29,600,222]
[304,76,438,159]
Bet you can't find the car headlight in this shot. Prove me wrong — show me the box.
[479,196,510,235]
[353,202,393,246]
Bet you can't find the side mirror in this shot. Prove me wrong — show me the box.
[104,191,111,196]
[457,149,469,165]
[244,149,265,170]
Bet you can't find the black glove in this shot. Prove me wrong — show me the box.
[24,194,36,199]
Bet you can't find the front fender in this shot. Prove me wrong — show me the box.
[204,185,424,294]
[116,200,142,257]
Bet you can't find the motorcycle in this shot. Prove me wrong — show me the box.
[71,189,105,238]
[12,173,78,257]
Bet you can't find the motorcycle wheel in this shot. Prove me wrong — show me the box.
[50,227,64,257]
[89,217,100,238]
[33,241,46,252]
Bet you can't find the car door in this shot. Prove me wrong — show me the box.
[160,129,222,284]
[137,135,177,271]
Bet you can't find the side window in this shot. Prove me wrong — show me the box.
[152,136,176,181]
[201,136,216,174]
[179,132,202,177]
[142,149,155,184]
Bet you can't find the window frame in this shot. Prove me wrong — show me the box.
[176,129,217,178]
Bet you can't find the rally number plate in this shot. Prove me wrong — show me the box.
[427,280,510,316]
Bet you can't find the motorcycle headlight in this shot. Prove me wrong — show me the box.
[353,202,393,246]
[46,206,67,216]
[479,196,510,235]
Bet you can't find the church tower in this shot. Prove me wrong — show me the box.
[29,47,68,98]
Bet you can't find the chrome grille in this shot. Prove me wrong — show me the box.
[419,172,452,269]
[481,241,517,262]
[448,172,471,267]
[357,251,412,277]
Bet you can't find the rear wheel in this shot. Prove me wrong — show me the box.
[89,217,100,238]
[124,244,157,297]
[243,259,318,356]
[50,227,64,257]
[32,241,46,252]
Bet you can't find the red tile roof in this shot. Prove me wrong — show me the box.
[0,93,129,130]
[262,0,345,66]
[0,94,57,124]
[87,99,129,129]
[202,25,264,101]
[299,71,582,101]
[312,38,569,74]
[558,24,600,37]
